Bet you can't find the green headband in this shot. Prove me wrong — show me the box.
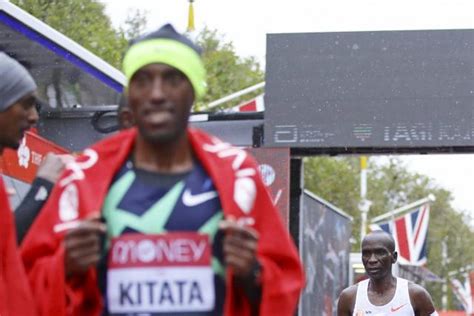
[123,39,206,98]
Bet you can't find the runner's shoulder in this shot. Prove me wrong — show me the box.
[338,284,358,315]
[338,284,358,306]
[407,281,435,309]
[407,281,430,298]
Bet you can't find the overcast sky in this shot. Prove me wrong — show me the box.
[102,0,474,216]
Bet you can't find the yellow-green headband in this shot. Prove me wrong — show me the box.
[122,39,206,98]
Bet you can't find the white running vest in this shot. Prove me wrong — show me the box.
[353,278,414,316]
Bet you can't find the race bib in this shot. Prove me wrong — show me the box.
[107,232,215,314]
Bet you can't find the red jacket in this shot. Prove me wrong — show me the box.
[21,128,304,316]
[0,176,38,316]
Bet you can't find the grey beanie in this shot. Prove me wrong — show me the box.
[0,52,37,112]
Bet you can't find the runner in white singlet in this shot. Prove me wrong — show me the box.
[337,231,438,316]
[353,278,413,316]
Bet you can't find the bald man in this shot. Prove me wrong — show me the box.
[337,231,438,316]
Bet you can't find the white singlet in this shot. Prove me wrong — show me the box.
[353,278,414,316]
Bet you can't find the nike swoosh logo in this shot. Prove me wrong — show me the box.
[34,186,48,201]
[182,189,218,207]
[391,304,407,312]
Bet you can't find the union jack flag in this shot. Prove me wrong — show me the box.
[451,274,473,314]
[372,204,430,266]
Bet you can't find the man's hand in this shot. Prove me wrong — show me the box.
[220,218,260,279]
[220,218,262,312]
[64,215,106,278]
[36,153,74,183]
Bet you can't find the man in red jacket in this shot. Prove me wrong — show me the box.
[0,52,39,315]
[21,24,304,316]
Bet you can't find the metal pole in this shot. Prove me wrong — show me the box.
[442,239,448,311]
[361,210,368,241]
[359,156,371,241]
[360,156,367,198]
[371,194,436,224]
[207,82,265,109]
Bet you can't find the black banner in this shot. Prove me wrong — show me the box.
[299,191,352,316]
[265,29,474,150]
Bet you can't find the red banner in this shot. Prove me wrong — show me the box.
[109,232,211,269]
[246,147,290,225]
[0,131,68,184]
[0,133,291,226]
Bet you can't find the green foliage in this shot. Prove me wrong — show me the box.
[304,156,360,223]
[194,27,264,111]
[11,1,262,108]
[304,156,474,309]
[11,0,147,69]
[11,0,129,69]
